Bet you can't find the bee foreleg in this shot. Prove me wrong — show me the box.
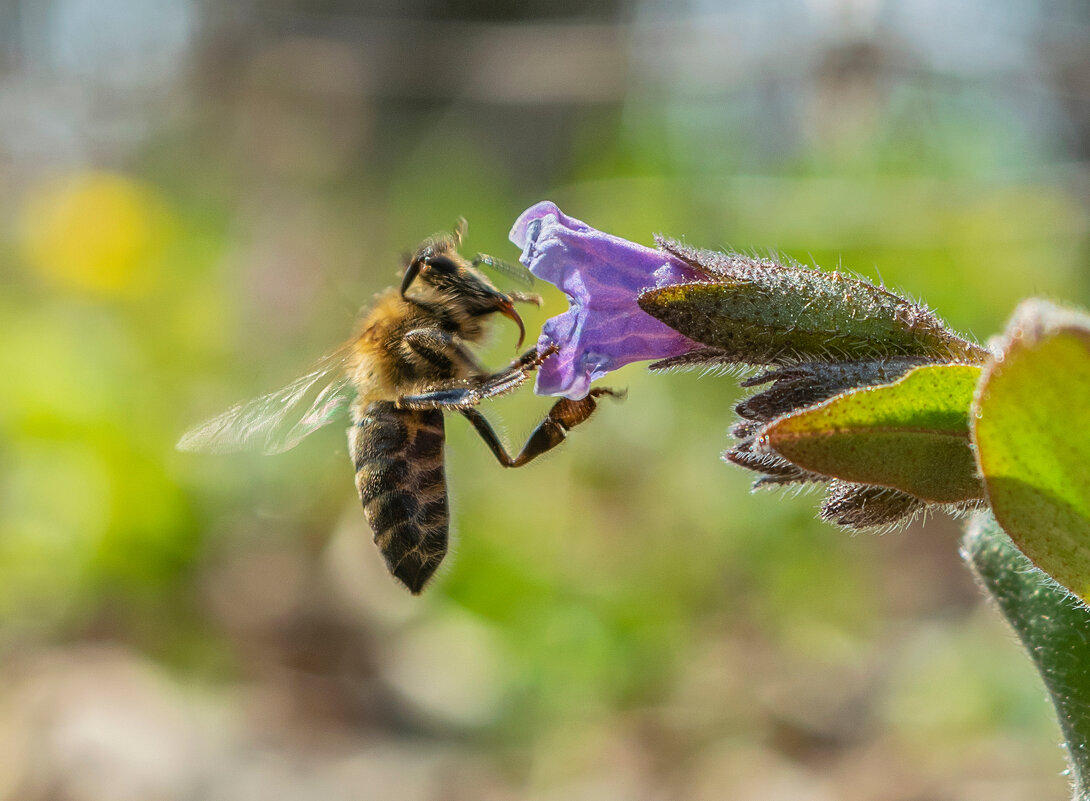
[403,328,483,376]
[506,291,543,307]
[466,343,558,400]
[460,388,623,468]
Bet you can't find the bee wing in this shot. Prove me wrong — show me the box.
[177,348,356,455]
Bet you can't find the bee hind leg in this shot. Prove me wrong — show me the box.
[460,388,623,468]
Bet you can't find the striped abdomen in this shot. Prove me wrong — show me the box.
[350,401,449,593]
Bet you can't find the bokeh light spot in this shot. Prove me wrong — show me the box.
[19,171,170,296]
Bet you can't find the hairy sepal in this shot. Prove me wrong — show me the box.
[638,239,987,366]
[758,363,984,504]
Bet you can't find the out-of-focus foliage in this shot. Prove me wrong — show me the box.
[1,0,1087,798]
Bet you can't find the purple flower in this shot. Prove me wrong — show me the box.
[509,202,703,399]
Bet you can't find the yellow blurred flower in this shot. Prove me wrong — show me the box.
[19,171,170,296]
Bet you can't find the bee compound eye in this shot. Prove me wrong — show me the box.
[426,255,457,274]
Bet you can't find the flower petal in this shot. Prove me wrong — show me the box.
[510,201,703,399]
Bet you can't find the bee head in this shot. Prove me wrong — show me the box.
[401,252,527,348]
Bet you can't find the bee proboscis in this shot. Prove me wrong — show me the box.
[179,220,619,593]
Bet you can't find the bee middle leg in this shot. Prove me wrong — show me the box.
[398,344,558,410]
[396,341,621,466]
[460,388,624,468]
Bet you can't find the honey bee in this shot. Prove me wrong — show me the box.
[179,220,619,593]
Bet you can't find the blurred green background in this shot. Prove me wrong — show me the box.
[2,0,1089,799]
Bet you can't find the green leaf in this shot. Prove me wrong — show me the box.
[637,245,988,365]
[963,512,1090,801]
[761,363,983,503]
[972,300,1090,603]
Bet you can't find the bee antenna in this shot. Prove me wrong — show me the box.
[473,253,535,288]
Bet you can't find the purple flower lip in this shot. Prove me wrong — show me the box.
[509,201,703,399]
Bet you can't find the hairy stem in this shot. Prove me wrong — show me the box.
[962,512,1090,800]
